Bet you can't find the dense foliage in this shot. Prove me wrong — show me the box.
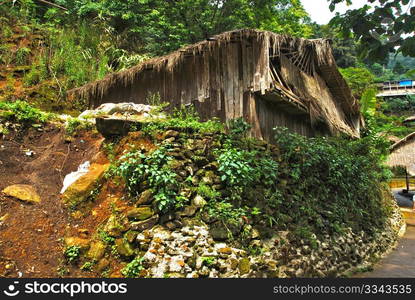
[329,0,415,61]
[118,145,183,212]
[0,100,54,135]
[3,0,313,56]
[111,108,394,247]
[275,127,392,233]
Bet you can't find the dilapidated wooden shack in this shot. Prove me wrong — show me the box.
[68,29,361,141]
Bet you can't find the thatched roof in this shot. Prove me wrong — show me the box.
[387,135,401,144]
[390,132,415,152]
[388,132,415,174]
[70,30,335,96]
[68,29,360,137]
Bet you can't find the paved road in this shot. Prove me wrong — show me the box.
[356,226,415,278]
[393,189,414,208]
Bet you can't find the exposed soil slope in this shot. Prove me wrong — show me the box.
[0,125,103,277]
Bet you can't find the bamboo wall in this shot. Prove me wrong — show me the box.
[90,37,345,139]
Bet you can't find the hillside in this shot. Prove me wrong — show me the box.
[0,101,403,278]
[0,0,413,280]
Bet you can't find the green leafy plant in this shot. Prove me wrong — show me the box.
[121,257,144,278]
[273,126,392,235]
[15,46,31,65]
[227,117,252,137]
[99,229,115,244]
[64,245,81,263]
[117,146,183,212]
[360,88,377,117]
[56,265,69,277]
[141,105,224,137]
[216,146,279,202]
[0,100,52,126]
[200,256,216,267]
[217,148,253,187]
[196,183,220,200]
[80,261,94,271]
[205,199,248,225]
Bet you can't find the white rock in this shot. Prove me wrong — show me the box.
[169,256,185,272]
[151,258,168,278]
[60,161,90,194]
[142,251,158,264]
[214,243,227,250]
[136,233,146,242]
[192,195,207,208]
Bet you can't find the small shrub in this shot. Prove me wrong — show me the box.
[217,148,253,187]
[0,43,14,65]
[273,126,392,234]
[141,105,224,137]
[227,117,252,137]
[102,142,116,161]
[196,183,220,200]
[216,147,279,202]
[205,199,249,225]
[15,46,31,65]
[117,146,183,212]
[23,67,41,86]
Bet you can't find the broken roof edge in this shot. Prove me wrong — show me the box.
[390,132,415,152]
[67,29,336,101]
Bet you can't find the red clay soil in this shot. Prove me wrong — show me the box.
[0,125,104,278]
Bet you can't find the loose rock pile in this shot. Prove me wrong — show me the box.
[99,209,402,278]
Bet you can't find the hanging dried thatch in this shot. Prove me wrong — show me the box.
[68,29,361,140]
[388,132,415,175]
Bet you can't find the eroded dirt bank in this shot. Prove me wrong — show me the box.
[0,125,103,277]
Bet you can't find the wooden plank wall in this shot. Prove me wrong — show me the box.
[94,37,319,140]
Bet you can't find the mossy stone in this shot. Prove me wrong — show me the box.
[124,230,139,243]
[126,206,154,220]
[86,241,106,260]
[115,239,135,257]
[238,258,250,275]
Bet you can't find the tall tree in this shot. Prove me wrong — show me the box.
[328,0,415,61]
[53,0,314,55]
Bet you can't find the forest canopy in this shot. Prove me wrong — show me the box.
[329,0,415,61]
[1,0,414,119]
[9,0,314,55]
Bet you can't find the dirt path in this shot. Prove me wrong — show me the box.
[356,225,415,278]
[0,125,103,278]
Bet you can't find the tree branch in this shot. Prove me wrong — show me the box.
[34,0,67,11]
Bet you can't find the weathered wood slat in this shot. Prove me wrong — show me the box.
[75,30,359,141]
